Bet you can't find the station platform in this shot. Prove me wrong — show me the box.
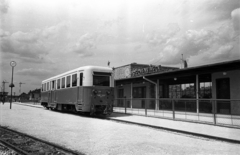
[14,102,240,144]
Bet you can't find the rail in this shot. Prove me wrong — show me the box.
[113,98,240,128]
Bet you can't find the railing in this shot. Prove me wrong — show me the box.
[113,98,240,128]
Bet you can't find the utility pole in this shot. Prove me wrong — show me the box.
[9,61,17,109]
[19,82,25,94]
[19,82,25,103]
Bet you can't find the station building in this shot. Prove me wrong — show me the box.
[113,59,240,127]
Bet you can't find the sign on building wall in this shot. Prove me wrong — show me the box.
[114,66,131,80]
[131,65,178,77]
[114,64,179,80]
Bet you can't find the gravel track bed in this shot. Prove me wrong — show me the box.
[0,127,80,155]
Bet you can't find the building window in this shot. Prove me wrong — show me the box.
[67,76,71,88]
[133,87,146,98]
[169,83,195,98]
[72,74,77,87]
[62,77,65,88]
[169,83,196,112]
[199,82,212,113]
[57,79,60,89]
[200,82,212,98]
[169,84,181,98]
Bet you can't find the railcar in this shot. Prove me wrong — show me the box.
[41,66,114,115]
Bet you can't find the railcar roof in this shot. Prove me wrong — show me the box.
[42,66,112,83]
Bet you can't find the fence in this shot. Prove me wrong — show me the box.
[113,98,240,128]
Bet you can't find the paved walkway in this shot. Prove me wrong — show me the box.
[14,102,240,144]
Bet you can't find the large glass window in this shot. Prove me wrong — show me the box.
[62,77,65,88]
[200,82,212,98]
[72,74,77,87]
[57,79,60,89]
[169,84,182,98]
[67,76,71,88]
[93,75,110,86]
[169,83,195,98]
[169,83,196,112]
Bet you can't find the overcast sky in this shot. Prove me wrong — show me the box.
[1,0,240,95]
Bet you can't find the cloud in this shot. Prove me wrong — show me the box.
[146,23,180,47]
[1,30,49,60]
[151,20,239,65]
[231,8,240,35]
[0,0,8,14]
[0,22,70,63]
[205,0,240,21]
[68,33,99,57]
[16,68,53,78]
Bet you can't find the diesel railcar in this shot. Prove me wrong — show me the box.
[41,66,114,115]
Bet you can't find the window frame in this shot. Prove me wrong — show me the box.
[57,79,61,89]
[66,75,71,88]
[72,74,77,87]
[61,77,65,89]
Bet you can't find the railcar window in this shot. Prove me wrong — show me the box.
[72,74,77,87]
[52,81,55,90]
[62,77,65,88]
[42,84,43,91]
[80,73,83,86]
[57,79,60,89]
[47,82,49,91]
[93,75,110,86]
[67,76,71,88]
[44,83,46,91]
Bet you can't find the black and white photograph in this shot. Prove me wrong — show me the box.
[1,0,240,154]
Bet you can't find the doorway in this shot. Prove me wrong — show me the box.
[216,78,231,114]
[117,89,124,107]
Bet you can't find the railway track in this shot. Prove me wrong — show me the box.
[0,126,83,155]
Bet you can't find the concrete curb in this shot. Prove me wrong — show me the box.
[107,118,240,144]
[13,103,43,109]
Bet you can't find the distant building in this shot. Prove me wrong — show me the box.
[19,92,29,102]
[0,92,8,102]
[29,89,41,102]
